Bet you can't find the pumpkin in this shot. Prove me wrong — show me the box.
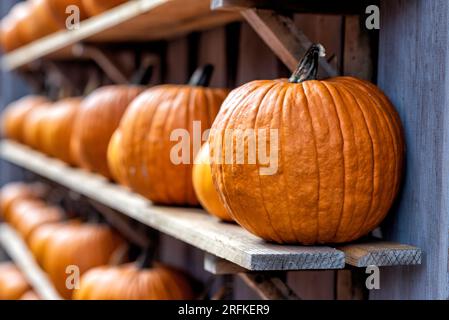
[192,143,232,221]
[40,97,81,164]
[20,0,61,43]
[73,262,194,300]
[118,66,228,205]
[46,0,88,26]
[28,223,64,267]
[107,130,127,185]
[0,263,31,300]
[209,44,405,244]
[8,200,63,241]
[0,2,31,52]
[22,103,53,150]
[0,183,46,221]
[42,223,124,299]
[82,0,128,17]
[20,290,40,300]
[71,85,144,177]
[1,96,49,142]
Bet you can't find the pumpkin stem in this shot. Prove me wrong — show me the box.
[188,64,214,87]
[289,44,326,83]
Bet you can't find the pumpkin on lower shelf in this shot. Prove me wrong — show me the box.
[1,96,49,142]
[192,143,233,221]
[40,97,82,164]
[71,85,144,178]
[0,182,47,221]
[82,0,128,17]
[117,65,228,205]
[28,222,64,267]
[0,263,31,300]
[209,44,405,245]
[22,102,53,150]
[73,261,194,300]
[42,222,125,299]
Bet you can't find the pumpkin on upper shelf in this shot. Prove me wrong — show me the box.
[0,2,32,52]
[82,0,128,17]
[192,143,233,221]
[71,85,144,178]
[117,65,229,206]
[19,0,61,44]
[22,102,53,150]
[209,44,405,245]
[46,0,88,26]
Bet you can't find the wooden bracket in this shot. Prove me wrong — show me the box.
[239,273,301,300]
[239,9,338,76]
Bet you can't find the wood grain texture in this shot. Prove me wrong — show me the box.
[373,0,449,300]
[1,0,240,71]
[339,242,422,267]
[0,224,62,300]
[204,253,247,274]
[0,140,345,271]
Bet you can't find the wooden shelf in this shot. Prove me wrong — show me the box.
[0,140,422,271]
[0,224,62,300]
[1,0,241,71]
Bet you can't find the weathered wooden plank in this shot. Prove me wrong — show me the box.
[240,9,338,76]
[204,253,247,274]
[0,140,345,271]
[372,0,449,300]
[211,0,374,15]
[1,0,240,71]
[0,224,62,300]
[339,242,422,267]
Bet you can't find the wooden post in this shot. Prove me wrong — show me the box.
[372,0,449,300]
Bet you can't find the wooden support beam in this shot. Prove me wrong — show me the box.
[212,0,375,15]
[240,9,338,76]
[238,273,300,300]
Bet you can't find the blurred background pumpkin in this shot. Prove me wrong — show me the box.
[0,263,31,300]
[82,0,128,17]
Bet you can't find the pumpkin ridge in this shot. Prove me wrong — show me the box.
[337,85,377,241]
[276,84,301,243]
[212,82,269,233]
[319,81,348,242]
[252,82,291,243]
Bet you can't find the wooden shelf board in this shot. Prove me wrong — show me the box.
[1,0,241,71]
[0,224,62,300]
[0,140,422,270]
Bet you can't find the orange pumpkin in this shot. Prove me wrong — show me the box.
[71,85,144,178]
[73,263,194,300]
[19,0,61,43]
[0,2,32,52]
[42,223,124,299]
[46,0,88,26]
[1,96,49,142]
[209,44,405,244]
[192,143,232,221]
[8,200,63,241]
[40,97,81,164]
[28,223,64,267]
[82,0,128,17]
[0,263,31,300]
[0,183,45,221]
[20,290,40,300]
[118,67,228,205]
[107,130,127,185]
[22,102,53,150]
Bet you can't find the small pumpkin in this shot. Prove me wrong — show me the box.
[42,223,124,299]
[118,66,228,205]
[46,0,88,26]
[8,200,63,242]
[107,130,127,185]
[0,183,46,221]
[73,261,194,300]
[20,0,61,43]
[209,44,405,244]
[28,222,64,267]
[71,85,144,178]
[192,143,233,221]
[0,2,31,52]
[0,263,31,300]
[82,0,128,17]
[22,102,53,150]
[1,96,49,142]
[40,97,81,164]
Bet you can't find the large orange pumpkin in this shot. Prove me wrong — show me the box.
[118,67,228,205]
[0,263,31,300]
[192,143,232,221]
[1,96,49,142]
[209,44,405,244]
[42,223,124,299]
[46,0,88,26]
[40,97,81,164]
[0,2,32,52]
[73,262,194,300]
[82,0,128,17]
[71,85,144,178]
